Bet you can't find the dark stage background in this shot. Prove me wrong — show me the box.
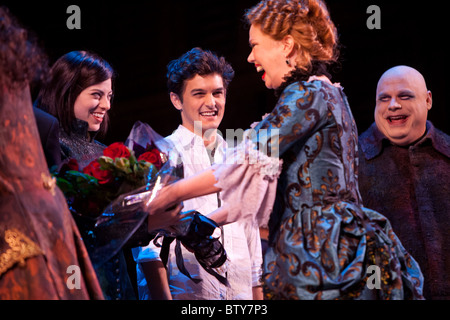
[4,0,449,145]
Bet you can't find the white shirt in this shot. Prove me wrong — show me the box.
[133,125,263,300]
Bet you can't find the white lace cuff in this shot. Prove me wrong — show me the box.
[212,140,282,227]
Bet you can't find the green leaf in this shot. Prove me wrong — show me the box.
[115,157,132,174]
[98,156,115,170]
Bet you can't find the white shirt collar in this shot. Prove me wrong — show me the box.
[170,124,227,155]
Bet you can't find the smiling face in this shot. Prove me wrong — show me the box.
[73,78,113,132]
[247,24,293,89]
[170,73,225,138]
[375,66,432,146]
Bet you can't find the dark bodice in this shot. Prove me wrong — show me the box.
[59,119,105,168]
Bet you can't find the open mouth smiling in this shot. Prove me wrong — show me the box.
[91,112,105,122]
[255,64,266,80]
[199,110,218,117]
[387,115,408,124]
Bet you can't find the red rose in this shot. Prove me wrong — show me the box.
[103,142,131,159]
[83,160,113,185]
[67,159,80,171]
[138,150,162,169]
[60,158,80,174]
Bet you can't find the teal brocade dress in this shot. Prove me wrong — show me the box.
[251,78,424,299]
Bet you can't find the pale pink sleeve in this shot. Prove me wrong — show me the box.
[212,140,282,228]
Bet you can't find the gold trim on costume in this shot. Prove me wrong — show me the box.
[41,172,56,196]
[0,228,43,276]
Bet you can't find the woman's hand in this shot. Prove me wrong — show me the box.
[146,183,179,214]
[147,202,184,233]
[145,168,222,232]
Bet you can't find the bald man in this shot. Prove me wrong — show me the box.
[358,66,450,300]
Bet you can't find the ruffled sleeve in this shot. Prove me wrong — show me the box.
[212,139,282,227]
[210,80,328,228]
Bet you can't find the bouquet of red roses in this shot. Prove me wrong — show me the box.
[52,133,176,265]
[55,141,167,219]
[54,121,228,280]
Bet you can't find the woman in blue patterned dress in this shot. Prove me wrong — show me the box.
[147,0,424,299]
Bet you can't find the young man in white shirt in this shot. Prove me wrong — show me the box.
[133,47,263,300]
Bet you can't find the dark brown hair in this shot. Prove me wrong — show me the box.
[166,47,235,100]
[35,51,115,136]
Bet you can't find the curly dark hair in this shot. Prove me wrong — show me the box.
[166,47,235,100]
[0,6,48,90]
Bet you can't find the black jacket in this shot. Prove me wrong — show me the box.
[33,106,61,168]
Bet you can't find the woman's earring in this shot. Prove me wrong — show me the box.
[286,58,291,67]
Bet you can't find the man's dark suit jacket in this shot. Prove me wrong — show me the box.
[33,106,61,168]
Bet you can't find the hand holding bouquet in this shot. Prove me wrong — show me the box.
[53,121,228,283]
[54,141,166,218]
[52,138,183,265]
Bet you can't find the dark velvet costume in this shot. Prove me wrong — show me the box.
[358,121,450,299]
[59,119,105,169]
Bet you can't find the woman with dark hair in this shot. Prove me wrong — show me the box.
[35,50,115,168]
[34,51,135,300]
[35,50,183,300]
[145,0,424,300]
